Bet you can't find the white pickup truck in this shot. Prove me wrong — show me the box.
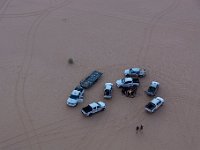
[145,97,165,113]
[81,101,106,116]
[116,77,140,88]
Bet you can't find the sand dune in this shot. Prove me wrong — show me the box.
[0,0,200,149]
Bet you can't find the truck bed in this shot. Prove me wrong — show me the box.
[80,70,103,89]
[145,102,156,110]
[82,105,92,113]
[132,78,140,83]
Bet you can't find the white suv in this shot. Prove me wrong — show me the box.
[124,68,146,77]
[66,86,84,107]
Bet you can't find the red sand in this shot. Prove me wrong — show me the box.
[0,0,200,149]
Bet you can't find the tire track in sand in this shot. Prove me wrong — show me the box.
[137,0,180,66]
[0,0,36,150]
[0,0,64,18]
[0,0,180,148]
[0,0,12,21]
[0,0,73,150]
[0,0,181,149]
[0,0,8,10]
[0,0,51,18]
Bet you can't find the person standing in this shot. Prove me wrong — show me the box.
[136,126,139,133]
[140,124,143,132]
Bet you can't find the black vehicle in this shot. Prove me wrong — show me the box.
[145,81,160,96]
[80,70,103,89]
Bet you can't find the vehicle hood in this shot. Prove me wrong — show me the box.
[116,79,122,85]
[98,101,106,107]
[124,69,129,74]
[67,98,77,104]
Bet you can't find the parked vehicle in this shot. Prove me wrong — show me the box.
[145,97,165,113]
[145,81,160,96]
[81,101,106,116]
[104,83,113,99]
[66,86,84,107]
[124,68,146,77]
[116,77,140,88]
[80,70,103,89]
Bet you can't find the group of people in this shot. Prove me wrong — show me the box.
[121,85,138,98]
[136,124,143,133]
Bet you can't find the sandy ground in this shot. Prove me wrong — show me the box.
[0,0,200,149]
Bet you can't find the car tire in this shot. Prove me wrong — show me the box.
[101,108,105,111]
[88,113,92,117]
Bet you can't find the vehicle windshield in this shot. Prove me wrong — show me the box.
[70,94,79,99]
[132,78,139,82]
[132,68,140,72]
[146,102,156,110]
[148,87,156,92]
[122,78,125,83]
[75,87,82,91]
[104,90,110,95]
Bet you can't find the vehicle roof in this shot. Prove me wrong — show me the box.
[105,83,113,89]
[124,77,133,82]
[98,101,105,107]
[151,97,164,104]
[105,83,113,86]
[71,90,81,96]
[89,102,99,108]
[150,81,159,87]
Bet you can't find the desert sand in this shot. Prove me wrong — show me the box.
[0,0,200,149]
